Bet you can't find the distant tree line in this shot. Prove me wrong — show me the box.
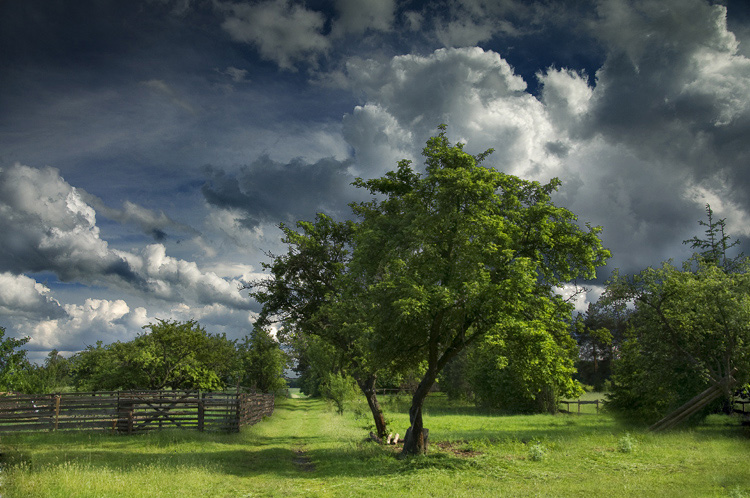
[0,320,288,395]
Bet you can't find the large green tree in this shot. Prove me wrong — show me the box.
[606,206,750,423]
[351,126,609,454]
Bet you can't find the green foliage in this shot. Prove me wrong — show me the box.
[527,441,547,461]
[683,204,743,271]
[617,433,635,453]
[239,326,288,394]
[572,298,630,390]
[437,349,474,402]
[320,371,359,414]
[19,350,71,394]
[0,326,30,391]
[250,213,393,436]
[350,126,608,450]
[468,309,583,413]
[70,320,239,391]
[606,258,750,422]
[289,332,343,397]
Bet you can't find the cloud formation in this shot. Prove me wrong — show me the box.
[0,164,251,310]
[219,0,330,71]
[0,273,66,320]
[337,1,750,277]
[0,164,141,285]
[202,155,359,228]
[331,0,395,37]
[343,47,556,179]
[81,191,200,242]
[3,0,750,360]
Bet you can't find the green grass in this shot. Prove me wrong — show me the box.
[2,394,749,497]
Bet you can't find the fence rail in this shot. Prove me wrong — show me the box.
[559,399,601,414]
[0,390,274,434]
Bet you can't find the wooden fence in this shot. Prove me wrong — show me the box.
[0,390,274,434]
[559,399,601,414]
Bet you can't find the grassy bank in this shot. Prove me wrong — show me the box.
[1,395,749,497]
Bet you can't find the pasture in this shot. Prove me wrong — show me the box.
[1,394,749,497]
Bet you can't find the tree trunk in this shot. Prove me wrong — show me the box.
[402,375,435,455]
[357,375,388,439]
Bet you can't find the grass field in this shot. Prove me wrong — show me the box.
[1,394,749,497]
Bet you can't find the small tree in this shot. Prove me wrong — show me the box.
[0,327,30,391]
[469,301,583,413]
[320,371,359,414]
[683,204,743,271]
[239,326,288,394]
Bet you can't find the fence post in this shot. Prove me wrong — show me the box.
[54,395,61,431]
[198,391,205,432]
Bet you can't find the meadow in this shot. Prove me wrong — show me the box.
[1,393,749,497]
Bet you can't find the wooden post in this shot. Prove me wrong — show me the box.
[54,395,61,431]
[197,391,205,432]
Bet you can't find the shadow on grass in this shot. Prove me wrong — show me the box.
[5,441,481,480]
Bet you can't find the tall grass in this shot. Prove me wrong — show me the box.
[2,395,749,497]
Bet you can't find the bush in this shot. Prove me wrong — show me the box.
[528,442,547,461]
[617,433,635,453]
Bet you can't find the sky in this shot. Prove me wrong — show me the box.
[1,0,750,362]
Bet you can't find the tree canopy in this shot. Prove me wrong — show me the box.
[238,326,289,394]
[349,126,609,453]
[606,258,750,422]
[71,319,240,391]
[0,326,30,392]
[250,214,392,437]
[605,205,750,423]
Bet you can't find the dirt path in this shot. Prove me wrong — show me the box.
[259,397,334,474]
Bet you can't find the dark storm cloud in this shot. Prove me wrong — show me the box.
[202,155,361,227]
[80,192,202,242]
[562,0,750,274]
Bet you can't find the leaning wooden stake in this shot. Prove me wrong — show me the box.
[650,368,738,432]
